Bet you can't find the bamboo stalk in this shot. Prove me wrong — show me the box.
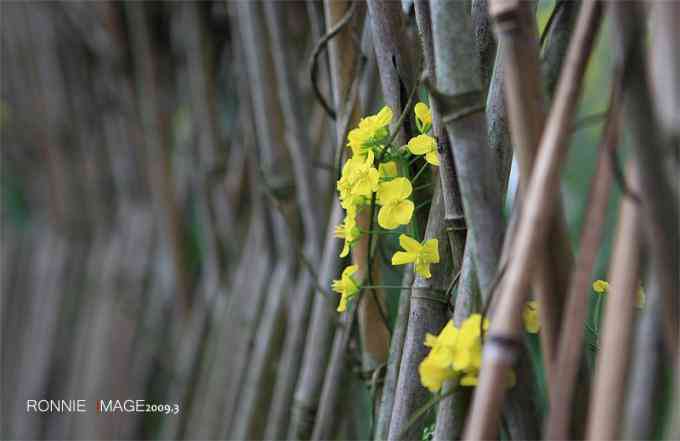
[610,0,679,355]
[433,245,479,441]
[489,0,574,383]
[463,3,603,439]
[386,185,456,441]
[287,2,365,439]
[545,84,620,440]
[623,274,666,439]
[375,267,414,441]
[541,1,581,100]
[585,164,642,440]
[125,2,191,319]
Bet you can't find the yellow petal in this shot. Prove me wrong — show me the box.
[414,102,432,125]
[339,241,350,258]
[425,150,440,166]
[421,239,440,263]
[378,206,400,230]
[415,263,432,279]
[392,251,416,265]
[375,106,393,126]
[379,161,398,179]
[399,234,422,253]
[593,279,609,294]
[407,134,436,155]
[391,200,415,226]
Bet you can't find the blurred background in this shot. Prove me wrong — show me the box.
[1,1,625,440]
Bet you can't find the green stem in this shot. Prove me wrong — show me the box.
[593,295,604,333]
[411,161,429,185]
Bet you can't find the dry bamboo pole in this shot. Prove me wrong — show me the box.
[228,3,294,438]
[649,1,680,138]
[411,3,470,440]
[286,1,365,439]
[541,1,580,100]
[623,275,666,439]
[429,0,504,306]
[463,3,603,439]
[433,245,479,441]
[585,165,642,440]
[302,0,365,439]
[375,268,414,440]
[429,1,543,439]
[385,186,456,441]
[611,4,680,436]
[545,86,620,440]
[489,0,574,382]
[125,2,191,319]
[610,0,679,356]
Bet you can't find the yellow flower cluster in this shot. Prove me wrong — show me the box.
[333,103,443,313]
[419,314,504,392]
[418,302,541,392]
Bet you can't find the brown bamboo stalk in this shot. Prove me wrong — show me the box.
[541,1,581,100]
[125,2,191,319]
[623,274,666,439]
[545,85,619,440]
[287,1,365,439]
[375,267,414,440]
[610,1,679,355]
[463,3,603,439]
[228,3,296,438]
[489,0,574,383]
[585,164,642,440]
[261,2,338,439]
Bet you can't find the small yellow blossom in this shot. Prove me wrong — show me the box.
[378,161,398,180]
[523,300,540,334]
[419,321,459,392]
[335,208,361,258]
[407,134,440,166]
[376,178,415,230]
[593,279,609,294]
[332,265,360,312]
[452,314,487,373]
[391,234,440,278]
[337,151,380,208]
[346,106,393,157]
[414,102,432,133]
[637,287,646,309]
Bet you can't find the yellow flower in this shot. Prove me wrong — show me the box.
[414,102,432,133]
[376,178,415,230]
[419,353,455,393]
[419,321,459,392]
[346,106,393,157]
[378,161,398,180]
[593,279,609,294]
[337,151,379,208]
[332,265,360,312]
[391,234,440,278]
[407,134,440,166]
[523,300,540,334]
[453,314,487,372]
[637,287,646,309]
[335,209,361,258]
